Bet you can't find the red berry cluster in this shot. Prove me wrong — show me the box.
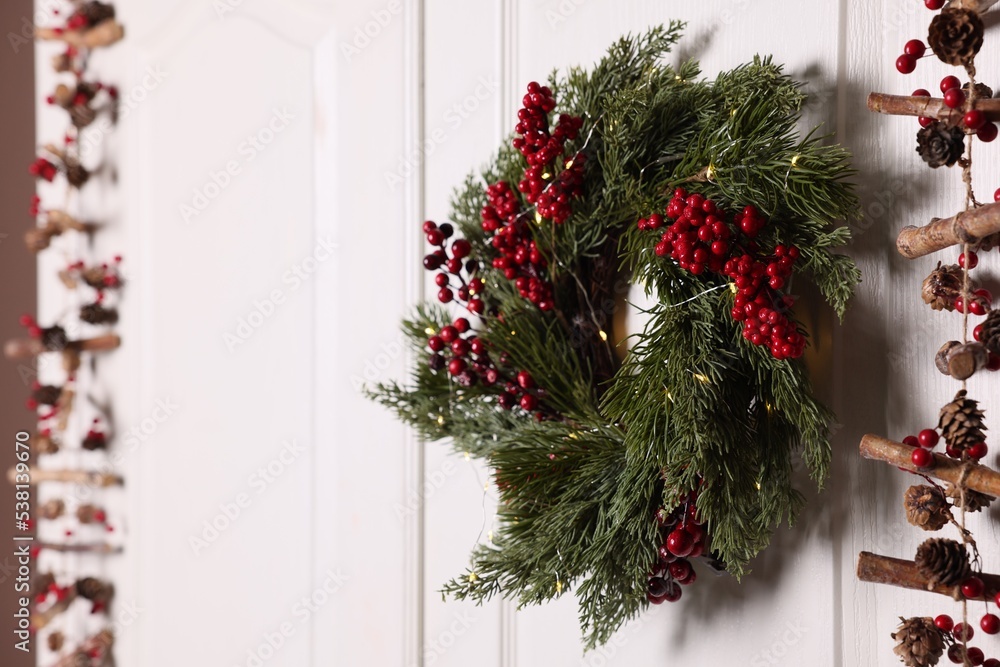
[912,82,999,143]
[902,425,989,468]
[427,317,488,388]
[512,82,585,224]
[896,25,999,142]
[639,189,805,359]
[646,495,708,605]
[422,221,485,315]
[642,190,731,274]
[482,181,555,311]
[29,157,58,182]
[931,595,1000,666]
[425,317,548,417]
[725,244,804,360]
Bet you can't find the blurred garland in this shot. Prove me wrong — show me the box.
[369,24,860,646]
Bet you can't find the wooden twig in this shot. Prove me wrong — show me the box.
[859,434,1000,497]
[31,589,76,631]
[37,542,123,555]
[867,92,1000,125]
[3,333,120,359]
[950,0,1000,11]
[7,467,122,487]
[858,552,1000,600]
[35,21,125,49]
[896,202,1000,259]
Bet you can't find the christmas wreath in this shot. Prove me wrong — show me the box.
[370,24,860,646]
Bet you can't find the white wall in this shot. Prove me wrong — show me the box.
[33,0,1000,665]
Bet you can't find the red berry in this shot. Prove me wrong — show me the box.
[970,299,988,316]
[979,123,999,142]
[925,0,944,7]
[662,581,682,602]
[918,116,934,128]
[981,613,1000,635]
[975,288,993,305]
[968,442,989,460]
[941,76,962,93]
[967,648,985,666]
[963,576,985,599]
[960,251,979,269]
[467,299,485,315]
[985,659,1000,667]
[426,229,444,245]
[439,326,458,343]
[451,339,470,356]
[911,448,934,468]
[956,296,966,314]
[965,110,987,130]
[944,88,965,109]
[437,288,454,303]
[668,560,692,582]
[452,239,471,259]
[434,273,449,287]
[666,529,694,557]
[903,435,920,447]
[516,370,534,389]
[936,614,955,632]
[454,317,470,333]
[955,622,975,641]
[918,429,939,449]
[896,54,917,74]
[904,39,926,57]
[913,88,931,97]
[987,353,1000,371]
[948,645,965,664]
[647,576,670,599]
[519,394,538,411]
[447,358,466,376]
[428,336,444,352]
[995,188,1000,202]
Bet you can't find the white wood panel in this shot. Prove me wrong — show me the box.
[422,2,506,667]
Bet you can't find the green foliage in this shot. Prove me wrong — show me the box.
[367,24,861,648]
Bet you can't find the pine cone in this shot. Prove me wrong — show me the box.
[35,433,59,455]
[905,485,951,531]
[917,122,965,168]
[922,263,965,311]
[82,432,107,451]
[40,499,65,520]
[65,161,90,189]
[75,576,112,603]
[76,504,100,524]
[928,7,984,66]
[946,483,995,513]
[80,303,118,325]
[981,310,1000,355]
[32,384,62,406]
[47,630,65,652]
[963,82,994,100]
[40,325,69,351]
[81,267,115,291]
[34,572,56,594]
[892,617,945,667]
[938,389,987,455]
[69,104,97,129]
[915,538,971,587]
[80,1,116,26]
